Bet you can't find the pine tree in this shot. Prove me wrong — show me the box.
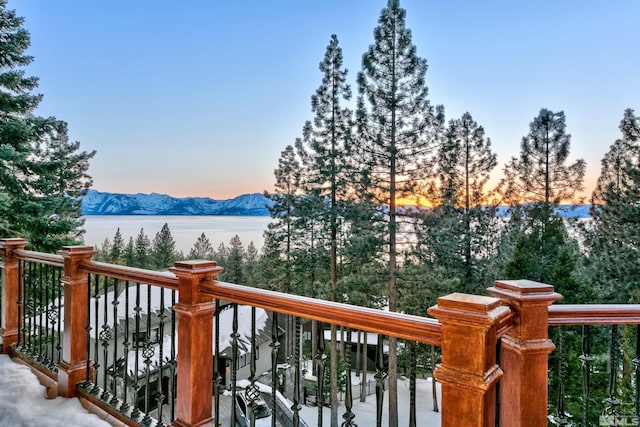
[0,2,94,251]
[418,112,499,294]
[500,108,585,209]
[243,241,259,286]
[123,237,135,266]
[587,109,640,302]
[354,1,444,423]
[265,144,304,293]
[109,228,125,264]
[222,235,245,284]
[298,37,354,420]
[134,228,151,268]
[152,223,176,269]
[188,232,213,260]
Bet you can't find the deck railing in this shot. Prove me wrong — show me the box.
[6,238,635,426]
[546,305,640,426]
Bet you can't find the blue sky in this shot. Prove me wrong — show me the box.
[11,0,640,200]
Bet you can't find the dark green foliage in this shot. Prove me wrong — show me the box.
[587,109,640,303]
[152,223,177,269]
[188,232,214,260]
[414,112,501,295]
[0,2,94,250]
[505,206,591,303]
[134,228,152,268]
[500,108,585,207]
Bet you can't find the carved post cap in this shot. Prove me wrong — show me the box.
[428,292,510,326]
[488,280,563,304]
[171,259,222,275]
[171,260,223,307]
[0,237,28,249]
[59,245,97,258]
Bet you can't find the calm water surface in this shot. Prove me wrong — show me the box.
[82,215,272,253]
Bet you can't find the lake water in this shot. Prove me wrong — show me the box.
[82,215,272,253]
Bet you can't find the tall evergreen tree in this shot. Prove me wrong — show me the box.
[500,108,585,209]
[265,144,303,293]
[0,2,94,251]
[134,228,151,268]
[152,223,176,269]
[298,34,353,423]
[123,237,135,266]
[419,112,499,293]
[354,1,443,423]
[109,228,125,264]
[243,241,259,286]
[188,232,214,260]
[222,234,245,284]
[587,109,640,302]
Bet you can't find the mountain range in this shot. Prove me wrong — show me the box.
[81,190,593,218]
[81,190,273,216]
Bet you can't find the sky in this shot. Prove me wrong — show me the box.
[10,0,640,200]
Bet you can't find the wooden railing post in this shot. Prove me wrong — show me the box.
[57,245,97,397]
[488,280,562,427]
[0,238,28,352]
[428,293,511,427]
[170,260,223,427]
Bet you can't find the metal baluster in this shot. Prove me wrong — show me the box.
[292,316,301,427]
[634,324,640,419]
[91,274,101,395]
[17,260,24,350]
[409,341,417,427]
[141,341,155,427]
[579,325,593,426]
[431,344,438,412]
[551,326,569,425]
[37,262,43,361]
[169,290,176,422]
[43,264,51,367]
[130,282,142,420]
[54,267,63,366]
[604,325,621,416]
[84,274,93,388]
[46,264,55,369]
[100,277,112,401]
[341,328,355,427]
[141,283,155,427]
[270,311,279,427]
[155,287,166,427]
[247,306,258,427]
[316,321,325,426]
[213,300,221,426]
[231,304,239,427]
[375,334,387,427]
[44,263,51,364]
[25,261,34,355]
[120,281,131,414]
[110,279,120,406]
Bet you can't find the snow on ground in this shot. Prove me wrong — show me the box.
[299,371,441,427]
[0,355,111,427]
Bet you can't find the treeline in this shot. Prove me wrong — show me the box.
[94,224,261,285]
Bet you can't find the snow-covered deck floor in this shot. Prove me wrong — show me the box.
[0,354,112,427]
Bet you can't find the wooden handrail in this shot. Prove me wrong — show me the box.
[79,260,179,290]
[14,249,64,267]
[200,279,442,345]
[548,304,640,325]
